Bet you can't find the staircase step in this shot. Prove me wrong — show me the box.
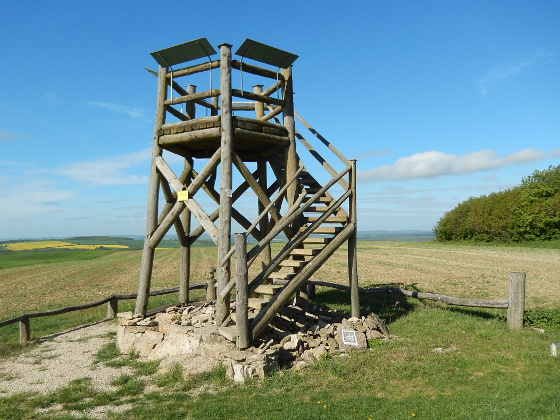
[268,272,296,281]
[218,326,237,342]
[303,206,330,212]
[300,226,343,234]
[279,260,307,268]
[254,284,283,295]
[303,237,331,244]
[304,187,322,194]
[305,216,347,223]
[304,196,331,203]
[231,311,256,323]
[248,297,269,310]
[290,248,321,256]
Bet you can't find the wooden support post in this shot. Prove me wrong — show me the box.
[282,66,297,212]
[216,43,233,326]
[235,233,250,349]
[507,272,526,330]
[106,296,118,319]
[179,84,196,305]
[206,267,217,301]
[135,64,167,316]
[348,159,360,318]
[19,317,30,345]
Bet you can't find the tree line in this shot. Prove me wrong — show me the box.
[434,165,560,242]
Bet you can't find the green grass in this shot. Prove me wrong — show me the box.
[2,293,560,419]
[0,250,117,269]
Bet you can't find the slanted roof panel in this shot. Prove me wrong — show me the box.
[235,39,298,68]
[151,38,216,67]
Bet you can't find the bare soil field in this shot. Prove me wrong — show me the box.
[1,241,558,321]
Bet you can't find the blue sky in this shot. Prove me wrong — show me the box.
[1,0,559,240]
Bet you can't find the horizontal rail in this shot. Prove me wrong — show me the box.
[0,283,206,329]
[308,281,510,309]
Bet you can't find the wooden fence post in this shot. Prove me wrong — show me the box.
[307,283,316,299]
[106,296,118,319]
[235,233,250,349]
[206,267,217,301]
[19,317,30,345]
[507,272,526,330]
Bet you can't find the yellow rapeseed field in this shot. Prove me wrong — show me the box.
[1,241,129,251]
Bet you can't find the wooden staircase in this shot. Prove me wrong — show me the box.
[218,164,356,344]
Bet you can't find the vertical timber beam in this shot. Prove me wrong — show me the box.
[348,159,360,318]
[235,233,250,349]
[179,85,196,305]
[253,86,271,268]
[282,66,297,214]
[216,43,233,326]
[135,65,167,316]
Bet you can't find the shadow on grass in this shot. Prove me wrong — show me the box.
[311,285,416,326]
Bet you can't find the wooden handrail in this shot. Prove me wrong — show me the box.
[0,283,207,344]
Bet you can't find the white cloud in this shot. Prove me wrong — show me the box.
[357,148,547,182]
[84,101,148,119]
[476,47,555,96]
[0,130,28,142]
[55,149,151,186]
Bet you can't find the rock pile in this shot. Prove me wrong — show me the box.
[117,301,390,382]
[255,303,390,369]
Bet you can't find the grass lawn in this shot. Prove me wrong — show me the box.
[1,242,560,418]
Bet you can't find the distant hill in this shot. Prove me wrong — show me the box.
[357,230,434,242]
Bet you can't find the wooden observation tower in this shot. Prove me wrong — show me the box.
[135,38,359,348]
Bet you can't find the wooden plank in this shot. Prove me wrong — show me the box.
[305,216,347,223]
[290,248,320,256]
[159,127,221,146]
[295,110,350,165]
[248,298,269,310]
[155,156,185,192]
[231,60,285,81]
[164,59,220,79]
[232,89,285,106]
[185,198,220,244]
[254,284,282,295]
[164,89,221,106]
[233,128,289,146]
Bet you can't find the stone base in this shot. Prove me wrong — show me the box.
[116,302,391,382]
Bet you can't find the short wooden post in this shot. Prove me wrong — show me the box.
[507,272,526,330]
[19,318,30,345]
[235,233,250,349]
[106,296,118,319]
[206,267,217,301]
[307,283,316,299]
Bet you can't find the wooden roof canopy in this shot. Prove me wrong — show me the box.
[149,38,299,160]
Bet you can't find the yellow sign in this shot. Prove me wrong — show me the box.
[177,190,189,201]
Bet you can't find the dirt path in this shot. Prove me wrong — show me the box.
[0,320,129,397]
